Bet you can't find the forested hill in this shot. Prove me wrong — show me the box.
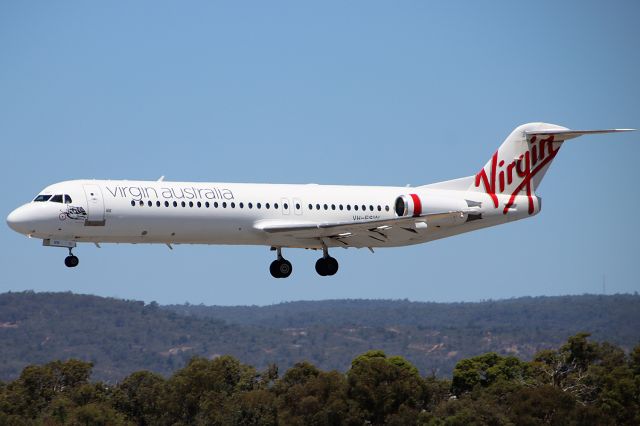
[1,291,638,383]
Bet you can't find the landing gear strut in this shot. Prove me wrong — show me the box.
[64,248,79,268]
[315,245,338,276]
[270,247,292,278]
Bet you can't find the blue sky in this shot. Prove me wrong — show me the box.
[1,1,638,306]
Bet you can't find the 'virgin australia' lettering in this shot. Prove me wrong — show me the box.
[105,185,235,201]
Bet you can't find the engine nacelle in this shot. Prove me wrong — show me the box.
[394,192,469,221]
[394,194,423,217]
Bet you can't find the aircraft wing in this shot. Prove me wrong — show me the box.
[254,211,465,247]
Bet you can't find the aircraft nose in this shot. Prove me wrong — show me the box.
[6,205,32,235]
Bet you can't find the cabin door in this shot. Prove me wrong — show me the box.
[83,184,106,226]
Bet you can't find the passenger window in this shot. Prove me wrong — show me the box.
[173,201,178,207]
[369,205,373,211]
[197,201,201,208]
[339,204,343,210]
[139,200,144,206]
[331,204,335,210]
[223,202,227,208]
[50,195,63,203]
[64,195,72,204]
[316,204,320,210]
[354,205,358,211]
[131,200,135,207]
[214,202,219,208]
[283,203,288,209]
[347,205,351,211]
[231,202,236,208]
[181,201,186,207]
[239,202,244,208]
[248,202,253,209]
[295,203,300,210]
[274,203,279,209]
[257,203,261,209]
[205,202,209,208]
[156,201,160,207]
[165,201,169,207]
[385,205,390,212]
[377,205,381,211]
[308,204,313,210]
[148,201,152,207]
[189,201,194,208]
[323,204,328,210]
[362,205,366,211]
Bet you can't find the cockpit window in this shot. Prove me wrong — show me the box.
[64,195,72,204]
[50,194,64,203]
[33,194,51,202]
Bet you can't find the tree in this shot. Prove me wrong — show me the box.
[2,359,93,418]
[112,370,165,425]
[451,352,531,396]
[347,350,426,424]
[274,362,360,425]
[532,333,600,403]
[161,356,259,424]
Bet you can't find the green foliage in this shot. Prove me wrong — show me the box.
[347,350,426,424]
[2,292,640,384]
[112,371,165,425]
[0,334,638,424]
[275,365,356,425]
[451,352,531,395]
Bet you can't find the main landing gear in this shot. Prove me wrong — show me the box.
[64,248,79,268]
[270,247,292,278]
[315,246,339,276]
[269,247,339,278]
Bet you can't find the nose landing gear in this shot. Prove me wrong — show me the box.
[64,248,79,268]
[270,247,292,278]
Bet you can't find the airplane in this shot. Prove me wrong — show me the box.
[6,122,634,278]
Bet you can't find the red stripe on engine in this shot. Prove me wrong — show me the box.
[410,193,422,217]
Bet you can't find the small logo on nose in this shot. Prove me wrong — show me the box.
[59,206,88,222]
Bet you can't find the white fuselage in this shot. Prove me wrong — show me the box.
[6,179,536,250]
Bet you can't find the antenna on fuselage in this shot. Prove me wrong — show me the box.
[157,176,165,182]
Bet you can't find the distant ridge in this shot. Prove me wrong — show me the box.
[0,291,638,382]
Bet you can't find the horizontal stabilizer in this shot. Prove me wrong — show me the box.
[525,128,635,141]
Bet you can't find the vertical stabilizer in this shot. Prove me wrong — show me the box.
[468,123,633,215]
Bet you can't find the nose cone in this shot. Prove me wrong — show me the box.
[7,205,32,235]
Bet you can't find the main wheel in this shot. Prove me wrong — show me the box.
[315,258,328,276]
[325,256,339,276]
[279,259,292,278]
[64,255,79,268]
[270,259,293,278]
[270,260,282,278]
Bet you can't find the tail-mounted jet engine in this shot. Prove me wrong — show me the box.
[394,194,424,217]
[394,193,470,225]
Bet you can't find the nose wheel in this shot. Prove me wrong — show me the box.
[270,248,292,278]
[315,245,339,276]
[64,248,79,268]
